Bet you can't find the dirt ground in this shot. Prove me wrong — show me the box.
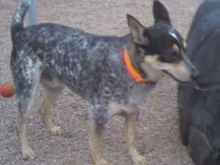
[0,0,203,165]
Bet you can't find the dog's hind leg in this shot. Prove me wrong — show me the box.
[12,57,42,160]
[40,75,64,136]
[17,109,36,160]
[124,106,147,165]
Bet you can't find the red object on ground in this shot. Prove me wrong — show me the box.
[0,83,16,98]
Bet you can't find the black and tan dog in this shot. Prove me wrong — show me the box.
[11,0,198,164]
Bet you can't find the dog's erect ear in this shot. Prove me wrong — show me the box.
[127,14,150,45]
[153,0,171,24]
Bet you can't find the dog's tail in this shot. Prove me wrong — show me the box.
[11,0,31,41]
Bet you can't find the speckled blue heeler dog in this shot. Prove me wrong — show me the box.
[11,0,198,164]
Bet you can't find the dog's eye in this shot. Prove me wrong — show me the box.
[159,49,181,63]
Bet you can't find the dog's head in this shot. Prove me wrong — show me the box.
[127,0,199,83]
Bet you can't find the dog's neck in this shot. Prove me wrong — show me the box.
[121,35,157,85]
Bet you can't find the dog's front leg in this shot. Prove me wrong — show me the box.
[124,107,147,165]
[88,120,109,165]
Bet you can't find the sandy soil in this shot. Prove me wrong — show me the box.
[0,0,203,165]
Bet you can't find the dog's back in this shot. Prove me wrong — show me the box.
[12,23,130,100]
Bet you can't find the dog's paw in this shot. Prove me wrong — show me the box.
[132,155,147,165]
[96,159,110,165]
[22,146,36,160]
[49,126,63,136]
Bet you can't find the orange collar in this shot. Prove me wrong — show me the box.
[123,49,155,85]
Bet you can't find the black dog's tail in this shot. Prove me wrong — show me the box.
[11,0,31,41]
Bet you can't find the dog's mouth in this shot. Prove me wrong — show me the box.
[162,70,206,90]
[162,70,190,84]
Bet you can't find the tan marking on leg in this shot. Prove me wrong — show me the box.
[88,121,110,165]
[39,83,63,136]
[39,97,62,135]
[17,80,40,160]
[17,111,35,160]
[125,110,147,165]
